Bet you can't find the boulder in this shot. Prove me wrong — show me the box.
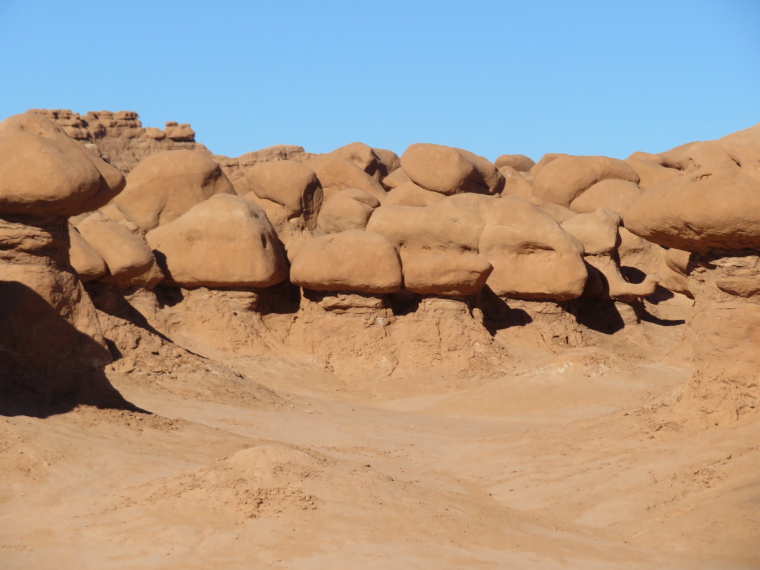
[400,143,502,195]
[562,208,660,301]
[495,153,535,172]
[68,223,107,281]
[114,150,235,231]
[317,188,379,234]
[625,170,760,252]
[290,230,402,294]
[479,197,587,300]
[307,156,387,202]
[76,213,164,288]
[383,182,446,207]
[569,179,642,217]
[381,167,411,190]
[498,165,534,200]
[234,160,322,228]
[146,194,287,288]
[403,251,492,296]
[532,155,640,207]
[561,208,621,255]
[0,113,125,216]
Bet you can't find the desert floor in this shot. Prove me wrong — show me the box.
[2,307,759,569]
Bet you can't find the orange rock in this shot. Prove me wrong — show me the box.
[495,153,535,172]
[570,179,642,217]
[317,188,379,234]
[533,155,639,207]
[400,143,502,195]
[146,194,287,288]
[479,197,587,300]
[236,160,322,225]
[290,230,402,294]
[115,150,235,230]
[77,213,164,288]
[0,113,125,216]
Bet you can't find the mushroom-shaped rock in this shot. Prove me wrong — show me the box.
[479,197,587,300]
[624,170,760,252]
[114,150,235,231]
[68,223,107,282]
[0,113,125,216]
[400,143,503,196]
[532,155,640,207]
[146,194,287,288]
[290,230,402,294]
[307,156,387,203]
[495,154,535,173]
[77,213,164,288]
[569,179,642,217]
[234,160,322,226]
[317,188,380,234]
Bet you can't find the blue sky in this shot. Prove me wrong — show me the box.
[1,0,758,161]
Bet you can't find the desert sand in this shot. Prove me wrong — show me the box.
[1,110,759,569]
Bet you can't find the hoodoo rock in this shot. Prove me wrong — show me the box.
[146,194,288,289]
[290,230,402,294]
[113,150,235,231]
[0,113,126,404]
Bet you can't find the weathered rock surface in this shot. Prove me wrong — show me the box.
[290,230,402,294]
[400,143,504,196]
[146,194,287,289]
[317,188,379,234]
[479,197,588,300]
[114,150,235,231]
[532,155,640,207]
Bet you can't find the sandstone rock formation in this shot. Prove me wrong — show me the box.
[113,150,236,231]
[0,113,127,406]
[400,143,504,195]
[290,230,402,294]
[28,109,210,174]
[146,194,288,289]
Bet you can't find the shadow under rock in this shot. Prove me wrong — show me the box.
[86,281,173,343]
[0,280,148,418]
[565,298,626,335]
[476,287,533,336]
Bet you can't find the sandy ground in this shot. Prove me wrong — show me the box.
[1,317,759,569]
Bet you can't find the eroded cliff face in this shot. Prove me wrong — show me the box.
[29,109,210,175]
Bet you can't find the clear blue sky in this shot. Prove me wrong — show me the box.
[1,0,758,161]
